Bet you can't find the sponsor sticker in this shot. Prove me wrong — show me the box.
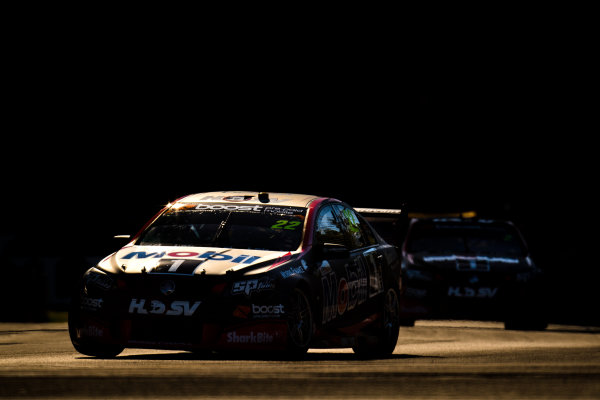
[252,304,285,318]
[122,251,261,265]
[447,286,498,298]
[321,260,368,324]
[227,330,273,344]
[80,296,104,311]
[80,323,105,338]
[128,299,202,316]
[231,278,275,296]
[223,196,254,202]
[218,323,287,347]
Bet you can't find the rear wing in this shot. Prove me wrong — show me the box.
[354,208,403,215]
[355,208,406,247]
[355,207,479,246]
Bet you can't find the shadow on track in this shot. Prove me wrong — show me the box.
[77,351,443,362]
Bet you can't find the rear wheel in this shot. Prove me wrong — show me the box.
[504,293,548,331]
[286,287,313,357]
[353,287,400,358]
[504,316,548,331]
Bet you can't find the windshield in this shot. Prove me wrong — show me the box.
[136,203,307,252]
[406,221,527,257]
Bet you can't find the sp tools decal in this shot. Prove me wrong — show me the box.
[231,278,275,296]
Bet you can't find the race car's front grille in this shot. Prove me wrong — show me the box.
[115,274,236,346]
[119,274,221,299]
[128,316,202,346]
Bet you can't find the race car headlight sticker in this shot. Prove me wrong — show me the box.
[516,271,533,283]
[83,267,115,292]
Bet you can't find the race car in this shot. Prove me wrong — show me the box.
[69,191,402,358]
[399,217,547,329]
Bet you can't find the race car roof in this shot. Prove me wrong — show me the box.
[174,191,323,208]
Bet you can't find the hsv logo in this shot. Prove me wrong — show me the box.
[128,299,201,316]
[447,286,498,298]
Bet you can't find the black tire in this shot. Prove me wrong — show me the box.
[353,287,400,358]
[504,297,548,331]
[68,305,124,358]
[285,287,313,357]
[504,317,548,331]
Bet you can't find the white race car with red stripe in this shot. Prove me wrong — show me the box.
[69,191,402,358]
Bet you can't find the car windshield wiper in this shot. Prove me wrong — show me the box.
[211,211,233,246]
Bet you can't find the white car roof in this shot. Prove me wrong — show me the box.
[175,191,323,208]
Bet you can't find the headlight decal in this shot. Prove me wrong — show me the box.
[83,267,115,291]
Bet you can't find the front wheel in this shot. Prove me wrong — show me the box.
[353,287,400,358]
[68,303,124,358]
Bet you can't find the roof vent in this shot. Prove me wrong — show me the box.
[258,192,270,203]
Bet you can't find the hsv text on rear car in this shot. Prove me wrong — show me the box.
[69,192,402,358]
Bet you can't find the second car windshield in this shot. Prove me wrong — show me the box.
[406,222,526,257]
[136,203,306,252]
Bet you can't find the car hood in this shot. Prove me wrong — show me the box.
[97,245,294,276]
[407,253,531,272]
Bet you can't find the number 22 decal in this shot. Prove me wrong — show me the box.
[271,220,301,230]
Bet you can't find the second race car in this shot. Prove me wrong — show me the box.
[399,217,547,329]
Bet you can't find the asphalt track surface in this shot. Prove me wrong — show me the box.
[1,321,599,399]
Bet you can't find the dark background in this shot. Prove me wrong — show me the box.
[1,13,597,323]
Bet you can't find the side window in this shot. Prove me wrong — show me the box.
[314,205,346,246]
[357,214,378,246]
[335,205,378,249]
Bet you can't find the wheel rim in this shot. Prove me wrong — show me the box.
[383,289,400,333]
[287,289,312,347]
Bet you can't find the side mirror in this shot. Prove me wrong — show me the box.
[113,234,131,243]
[315,243,350,260]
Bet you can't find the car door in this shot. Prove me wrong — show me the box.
[314,204,353,326]
[314,203,384,328]
[333,205,385,307]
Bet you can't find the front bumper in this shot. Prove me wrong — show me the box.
[72,272,291,351]
[399,271,544,320]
